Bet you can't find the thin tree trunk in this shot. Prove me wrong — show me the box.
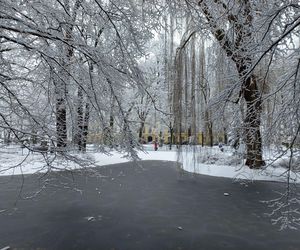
[82,102,90,152]
[76,87,84,151]
[190,35,196,144]
[199,39,206,146]
[208,122,213,147]
[168,13,174,149]
[184,47,188,135]
[173,48,183,145]
[204,109,213,147]
[169,123,173,150]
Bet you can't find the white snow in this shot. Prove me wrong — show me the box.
[0,246,10,250]
[0,144,299,183]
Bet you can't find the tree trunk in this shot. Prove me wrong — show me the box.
[53,63,68,149]
[169,124,173,150]
[198,0,265,168]
[76,87,84,151]
[223,127,228,145]
[4,129,11,144]
[55,0,74,150]
[168,14,174,150]
[190,35,196,145]
[81,102,90,152]
[109,115,114,130]
[139,121,145,141]
[208,122,213,147]
[109,96,114,132]
[242,74,265,168]
[56,97,67,148]
[205,109,213,147]
[173,46,183,146]
[107,116,114,147]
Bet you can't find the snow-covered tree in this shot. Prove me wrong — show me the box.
[0,0,160,156]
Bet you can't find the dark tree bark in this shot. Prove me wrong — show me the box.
[138,120,145,141]
[199,0,265,168]
[56,97,67,148]
[240,73,265,168]
[109,115,114,130]
[82,102,90,152]
[223,127,228,145]
[169,125,174,150]
[75,87,84,151]
[4,130,11,144]
[54,0,78,150]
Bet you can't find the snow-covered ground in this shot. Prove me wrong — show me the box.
[0,144,299,183]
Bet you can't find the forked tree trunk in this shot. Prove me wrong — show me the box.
[199,0,265,168]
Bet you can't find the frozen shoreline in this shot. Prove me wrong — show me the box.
[0,144,299,183]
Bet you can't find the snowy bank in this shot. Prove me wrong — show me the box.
[0,145,299,183]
